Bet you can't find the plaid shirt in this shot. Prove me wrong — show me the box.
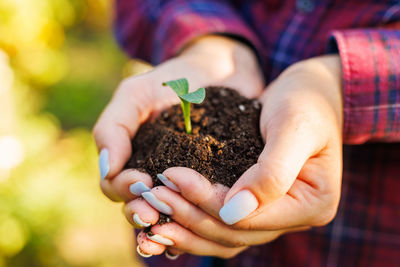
[115,0,400,266]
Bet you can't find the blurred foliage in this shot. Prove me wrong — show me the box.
[0,0,144,266]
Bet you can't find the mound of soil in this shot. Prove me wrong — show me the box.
[125,87,264,224]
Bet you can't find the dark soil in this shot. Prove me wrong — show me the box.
[125,87,264,224]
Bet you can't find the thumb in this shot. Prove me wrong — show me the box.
[219,120,318,225]
[93,83,152,180]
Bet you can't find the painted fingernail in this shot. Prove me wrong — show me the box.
[165,250,179,260]
[141,192,173,215]
[219,190,259,225]
[133,213,151,228]
[157,174,180,192]
[99,148,110,180]
[146,233,174,246]
[136,245,152,258]
[130,182,151,196]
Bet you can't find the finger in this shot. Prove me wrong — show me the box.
[136,230,186,259]
[232,156,340,230]
[136,230,165,257]
[137,221,309,259]
[125,198,160,228]
[93,79,154,180]
[141,185,240,246]
[161,167,229,218]
[165,247,184,260]
[141,185,291,247]
[219,112,320,226]
[147,223,247,258]
[100,169,153,202]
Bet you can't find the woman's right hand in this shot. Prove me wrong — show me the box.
[93,35,264,203]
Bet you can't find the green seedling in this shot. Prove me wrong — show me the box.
[162,78,206,134]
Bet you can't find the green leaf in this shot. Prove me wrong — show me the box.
[162,78,189,96]
[180,87,206,104]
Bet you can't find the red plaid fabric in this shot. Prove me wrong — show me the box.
[332,29,400,143]
[115,0,400,266]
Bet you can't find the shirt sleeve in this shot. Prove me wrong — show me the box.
[328,29,400,144]
[114,0,262,64]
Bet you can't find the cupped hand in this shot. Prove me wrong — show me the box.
[130,55,344,259]
[128,168,309,259]
[218,55,344,229]
[93,35,264,202]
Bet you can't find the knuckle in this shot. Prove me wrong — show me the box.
[226,236,247,248]
[100,181,121,202]
[176,212,197,230]
[123,203,131,216]
[92,124,102,140]
[229,220,251,231]
[257,160,292,198]
[264,169,287,197]
[233,218,257,231]
[99,181,110,197]
[216,231,248,248]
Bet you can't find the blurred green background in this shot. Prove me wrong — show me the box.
[0,0,148,266]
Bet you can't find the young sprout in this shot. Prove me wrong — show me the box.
[162,78,206,134]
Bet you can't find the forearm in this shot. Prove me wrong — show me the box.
[330,29,400,144]
[278,55,343,128]
[114,0,262,65]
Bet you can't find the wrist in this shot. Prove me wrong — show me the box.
[284,55,343,127]
[179,35,256,61]
[178,35,264,95]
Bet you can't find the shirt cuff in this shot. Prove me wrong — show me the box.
[328,29,400,144]
[152,1,263,64]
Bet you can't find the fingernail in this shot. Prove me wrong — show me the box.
[99,148,110,180]
[136,245,152,258]
[141,192,173,215]
[157,174,180,192]
[133,213,151,228]
[219,190,258,225]
[130,182,151,196]
[146,233,174,246]
[165,250,179,260]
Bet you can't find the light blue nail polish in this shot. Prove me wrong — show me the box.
[133,213,151,227]
[157,174,180,192]
[165,251,179,260]
[99,148,110,180]
[219,190,259,225]
[141,192,173,215]
[130,182,151,196]
[146,233,174,246]
[137,245,152,258]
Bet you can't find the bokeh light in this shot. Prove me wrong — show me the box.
[0,0,145,266]
[0,136,24,171]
